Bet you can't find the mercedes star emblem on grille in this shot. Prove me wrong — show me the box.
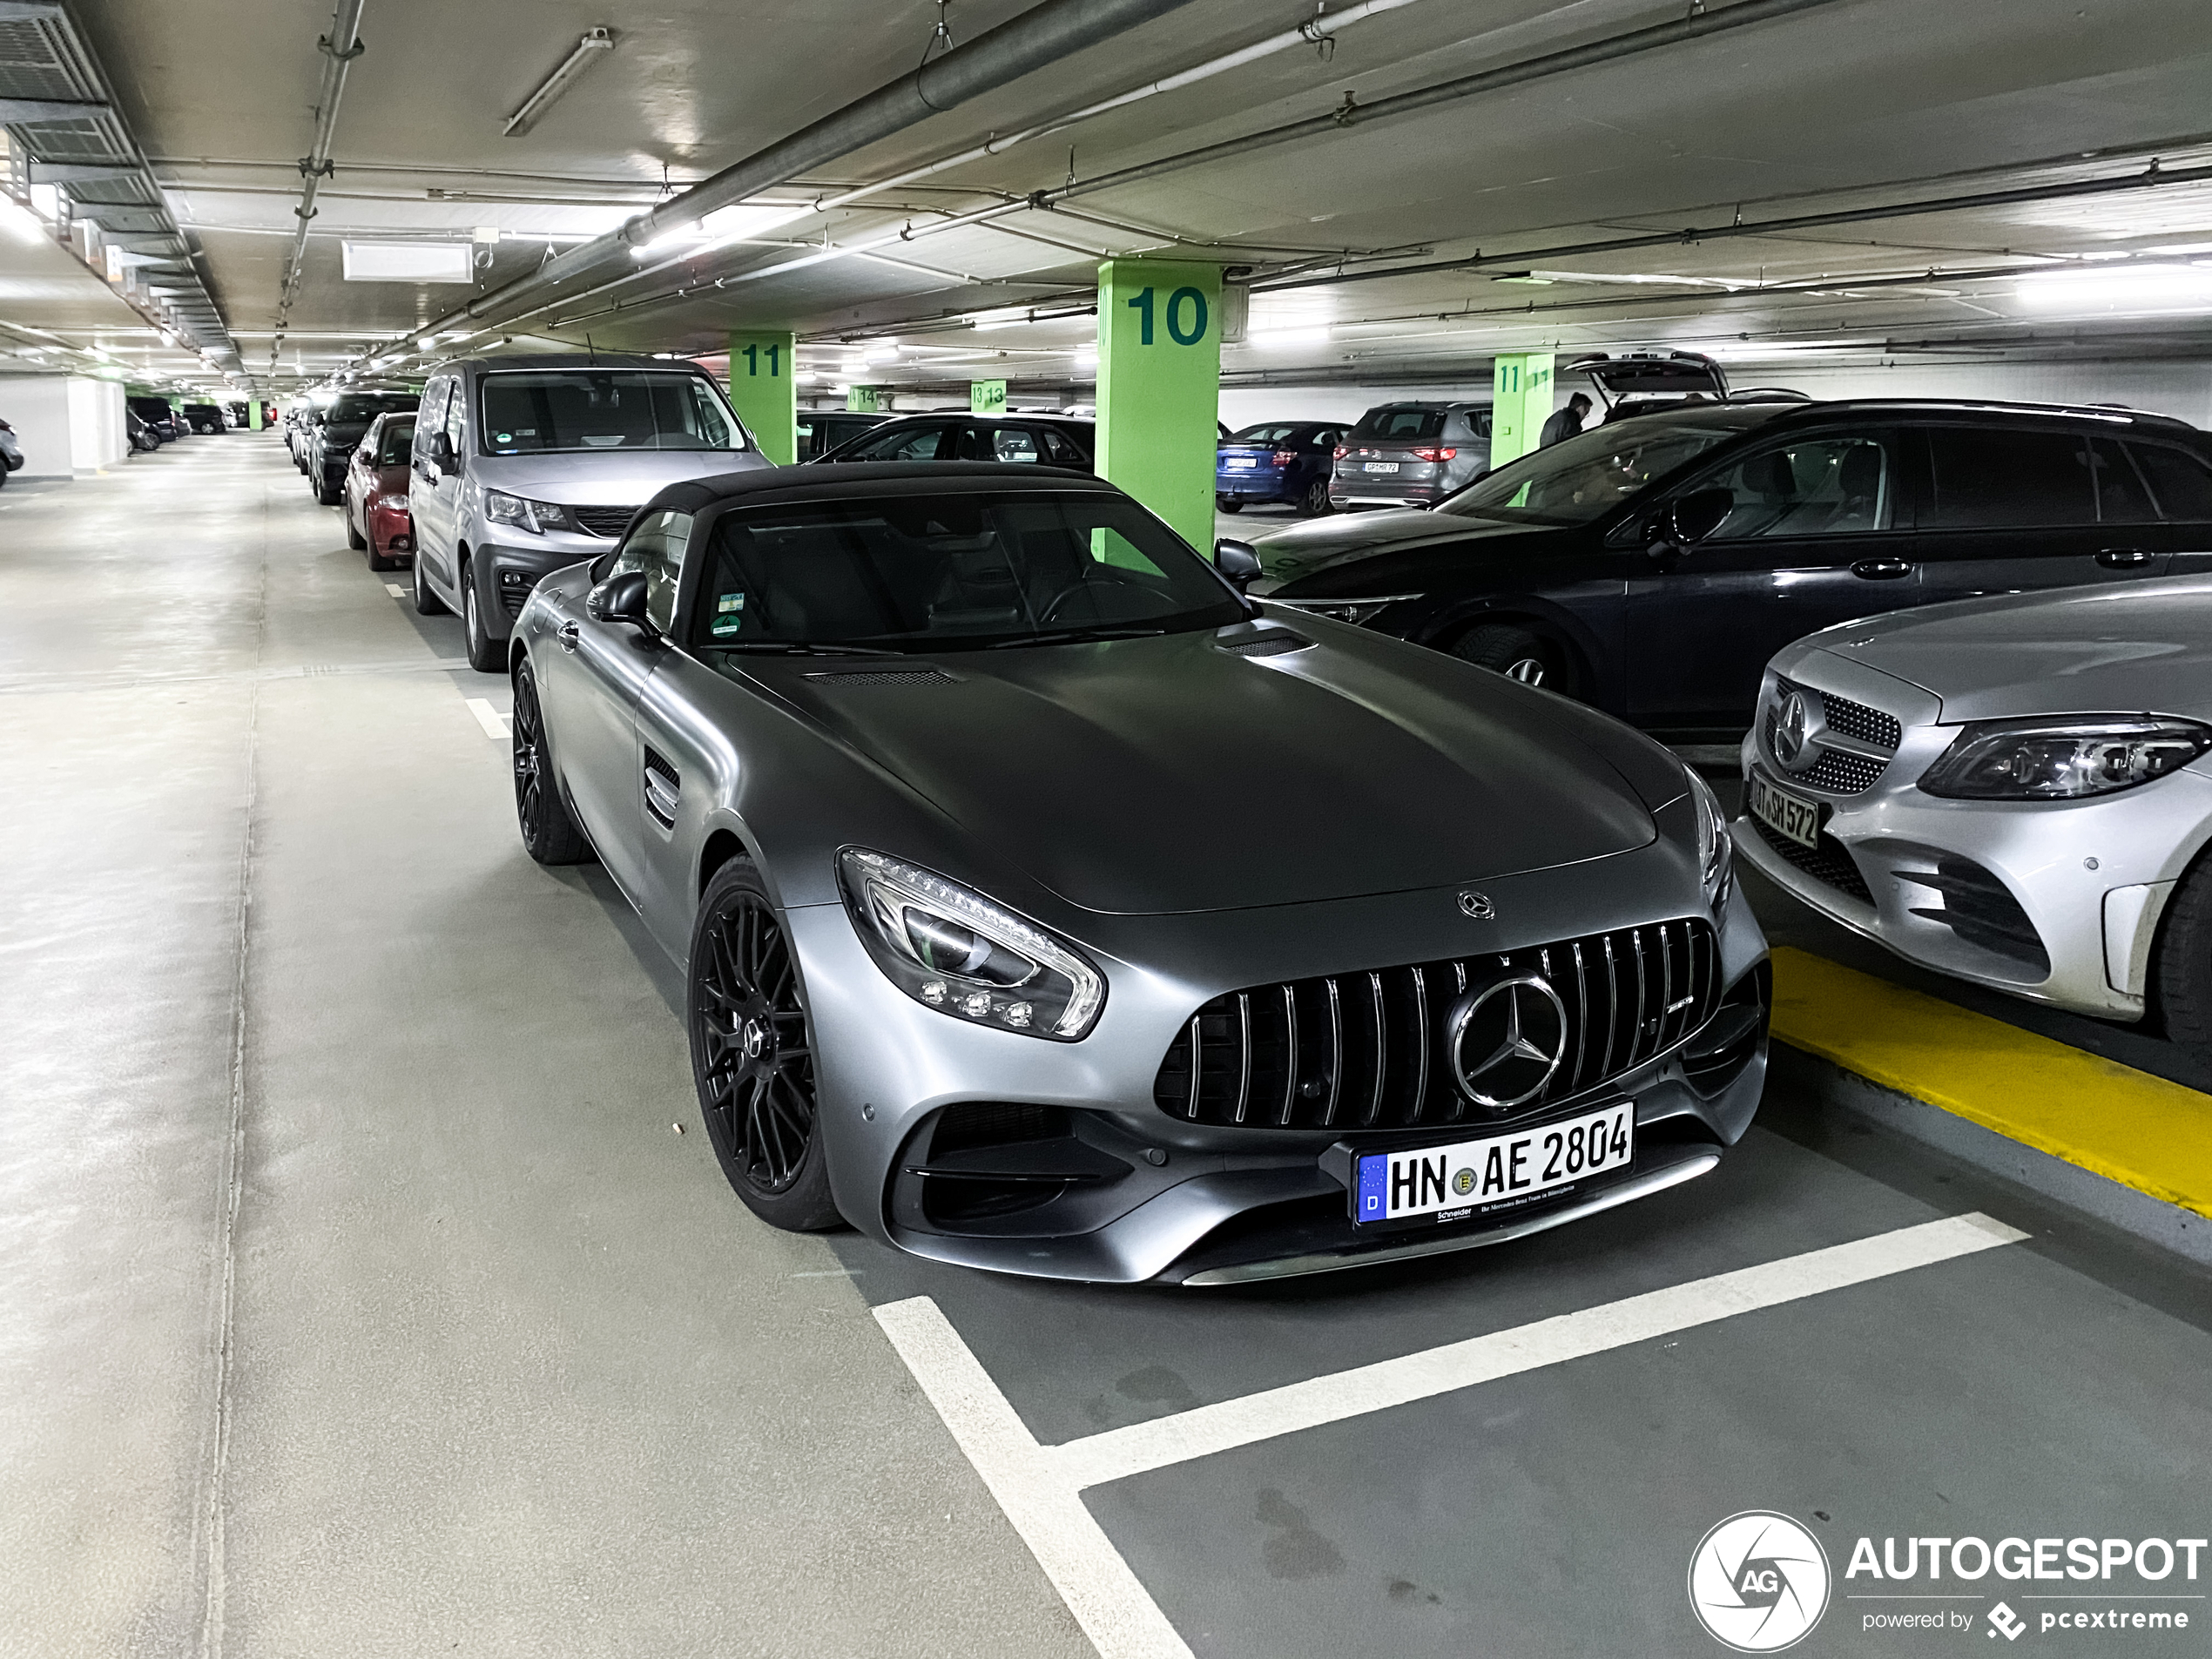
[1458,891,1495,921]
[1447,974,1568,1109]
[1773,690,1811,767]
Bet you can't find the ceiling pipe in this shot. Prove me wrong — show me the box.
[799,0,1428,222]
[273,0,368,371]
[348,0,1208,373]
[502,0,1858,341]
[1050,0,1851,202]
[1248,158,2212,293]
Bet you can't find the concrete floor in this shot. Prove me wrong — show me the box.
[4,442,2209,1658]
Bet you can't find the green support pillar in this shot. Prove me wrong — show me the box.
[846,386,880,414]
[1095,258,1222,550]
[970,379,1007,415]
[1488,351,1556,470]
[247,400,263,431]
[726,331,797,465]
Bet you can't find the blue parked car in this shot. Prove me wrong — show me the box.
[1216,421,1346,516]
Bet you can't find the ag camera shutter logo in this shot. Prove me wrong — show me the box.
[1689,1511,1831,1652]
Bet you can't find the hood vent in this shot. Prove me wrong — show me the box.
[1218,631,1313,658]
[800,667,959,687]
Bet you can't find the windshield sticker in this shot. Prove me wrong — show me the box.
[718,593,745,613]
[496,433,512,444]
[710,613,743,637]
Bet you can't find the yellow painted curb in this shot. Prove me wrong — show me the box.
[1770,946,2212,1221]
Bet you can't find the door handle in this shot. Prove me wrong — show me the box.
[2097,547,2153,569]
[1851,558,1914,580]
[557,622,580,653]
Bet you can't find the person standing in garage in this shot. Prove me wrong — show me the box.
[1540,391,1593,448]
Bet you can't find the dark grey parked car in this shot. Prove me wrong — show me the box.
[1331,401,1493,511]
[507,462,1769,1284]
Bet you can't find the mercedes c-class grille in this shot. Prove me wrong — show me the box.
[1760,678,1902,795]
[1152,918,1721,1132]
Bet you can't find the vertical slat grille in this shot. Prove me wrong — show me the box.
[1152,919,1724,1131]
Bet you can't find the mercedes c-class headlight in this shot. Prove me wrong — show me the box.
[1919,718,2212,800]
[483,489,573,534]
[1688,765,1733,909]
[838,849,1105,1040]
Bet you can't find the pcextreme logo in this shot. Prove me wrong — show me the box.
[1689,1511,1833,1652]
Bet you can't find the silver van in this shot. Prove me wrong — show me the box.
[408,353,770,670]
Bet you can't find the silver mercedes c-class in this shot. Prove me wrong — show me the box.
[509,463,1770,1284]
[1738,575,2212,1039]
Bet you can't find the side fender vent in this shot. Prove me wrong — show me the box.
[800,667,960,686]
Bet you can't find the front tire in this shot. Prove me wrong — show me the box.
[689,860,841,1231]
[1451,622,1575,697]
[412,550,445,615]
[346,505,368,550]
[511,658,593,866]
[462,571,503,673]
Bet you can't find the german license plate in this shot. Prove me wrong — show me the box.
[1748,768,1821,851]
[1224,457,1256,469]
[1364,461,1399,473]
[1351,1102,1635,1227]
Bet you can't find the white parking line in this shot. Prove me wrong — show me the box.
[384,583,406,598]
[463,698,508,740]
[874,1211,2025,1659]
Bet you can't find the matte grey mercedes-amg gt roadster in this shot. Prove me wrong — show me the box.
[509,462,1770,1284]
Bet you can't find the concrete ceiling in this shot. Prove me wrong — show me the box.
[8,0,2210,395]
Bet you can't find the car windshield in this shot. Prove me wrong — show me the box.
[374,416,415,464]
[1438,406,1782,526]
[327,394,416,426]
[691,492,1244,653]
[479,370,747,455]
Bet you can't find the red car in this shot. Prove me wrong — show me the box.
[344,412,417,570]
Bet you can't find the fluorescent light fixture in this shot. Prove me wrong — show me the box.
[2146,241,2212,256]
[794,372,819,384]
[861,345,900,364]
[2016,263,2212,314]
[631,221,702,260]
[967,307,1033,332]
[341,241,473,283]
[1246,325,1332,349]
[503,27,616,139]
[29,183,61,221]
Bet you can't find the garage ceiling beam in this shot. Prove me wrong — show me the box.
[0,97,109,122]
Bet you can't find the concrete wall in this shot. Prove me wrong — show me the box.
[1218,360,2212,434]
[0,375,129,475]
[0,376,72,478]
[67,377,126,470]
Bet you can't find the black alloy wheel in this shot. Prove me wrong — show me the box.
[688,860,841,1231]
[347,499,368,551]
[511,659,591,865]
[1452,622,1576,698]
[1297,476,1332,516]
[462,572,503,673]
[411,549,445,615]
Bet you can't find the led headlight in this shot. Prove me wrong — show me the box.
[483,489,572,534]
[374,492,409,511]
[838,849,1104,1040]
[1919,718,2212,800]
[1687,766,1734,910]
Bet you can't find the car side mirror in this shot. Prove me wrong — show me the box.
[1665,486,1734,548]
[428,431,455,469]
[586,569,656,634]
[1214,539,1262,590]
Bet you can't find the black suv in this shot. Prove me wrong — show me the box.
[812,411,1093,471]
[307,387,418,505]
[1250,399,2212,735]
[126,396,182,443]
